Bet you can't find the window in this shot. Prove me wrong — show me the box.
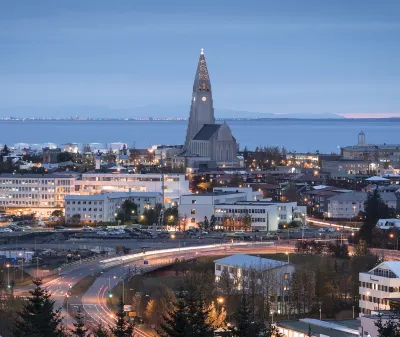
[216,264,221,271]
[284,273,289,280]
[191,209,196,214]
[191,218,195,223]
[192,200,196,204]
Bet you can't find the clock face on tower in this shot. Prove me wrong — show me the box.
[202,96,207,102]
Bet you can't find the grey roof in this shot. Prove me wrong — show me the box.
[192,124,221,140]
[328,191,366,202]
[214,254,288,269]
[277,319,359,337]
[182,191,243,197]
[65,192,161,201]
[0,173,76,178]
[328,191,397,202]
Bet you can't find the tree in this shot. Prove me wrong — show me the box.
[165,207,179,229]
[327,240,349,259]
[117,200,138,222]
[375,314,400,337]
[109,296,134,337]
[13,278,64,337]
[206,301,226,330]
[158,287,189,337]
[51,209,63,217]
[186,289,214,337]
[57,152,74,163]
[264,324,284,337]
[228,174,244,187]
[209,215,216,231]
[241,214,252,231]
[359,190,392,244]
[70,307,89,337]
[92,323,110,337]
[233,291,260,337]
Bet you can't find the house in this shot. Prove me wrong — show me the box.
[214,254,295,314]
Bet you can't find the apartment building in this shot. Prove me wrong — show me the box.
[326,191,397,219]
[359,261,400,316]
[214,254,294,314]
[74,172,189,202]
[0,173,76,217]
[65,192,162,223]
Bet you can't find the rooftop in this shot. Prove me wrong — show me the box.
[65,192,161,201]
[182,191,244,197]
[0,173,76,178]
[214,254,289,269]
[192,124,221,141]
[277,318,359,337]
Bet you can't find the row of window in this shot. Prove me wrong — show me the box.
[360,281,398,292]
[214,216,266,223]
[215,208,267,214]
[66,207,103,212]
[66,201,103,205]
[360,295,390,306]
[0,200,57,206]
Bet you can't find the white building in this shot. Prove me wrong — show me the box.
[65,192,162,223]
[327,192,397,219]
[214,201,279,231]
[214,254,295,314]
[179,190,248,228]
[359,261,400,316]
[0,173,76,217]
[74,173,189,203]
[179,187,304,231]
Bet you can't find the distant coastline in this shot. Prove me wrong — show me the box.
[1,116,400,121]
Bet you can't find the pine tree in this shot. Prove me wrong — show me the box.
[186,289,214,337]
[158,287,188,337]
[109,296,134,337]
[12,278,64,337]
[92,323,110,337]
[233,292,260,337]
[70,307,90,337]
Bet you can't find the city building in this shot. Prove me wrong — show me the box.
[0,173,76,217]
[359,261,400,316]
[179,187,305,231]
[321,158,379,176]
[214,254,294,314]
[341,131,400,169]
[74,172,189,203]
[276,318,359,337]
[65,192,162,223]
[175,49,239,169]
[42,147,61,164]
[326,191,397,219]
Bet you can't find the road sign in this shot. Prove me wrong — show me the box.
[124,305,132,312]
[128,311,136,317]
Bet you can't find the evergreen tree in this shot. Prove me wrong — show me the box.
[186,290,214,337]
[70,307,89,337]
[109,296,134,337]
[92,323,110,337]
[158,287,188,337]
[359,190,392,244]
[233,292,260,337]
[12,278,64,337]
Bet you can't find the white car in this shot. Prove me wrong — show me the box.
[3,228,13,232]
[326,227,336,233]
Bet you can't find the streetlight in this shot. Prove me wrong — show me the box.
[285,252,290,263]
[270,310,274,324]
[19,253,24,282]
[217,297,224,304]
[390,233,399,251]
[6,263,10,289]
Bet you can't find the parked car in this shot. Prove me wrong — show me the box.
[54,226,65,230]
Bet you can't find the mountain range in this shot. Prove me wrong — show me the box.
[0,105,345,119]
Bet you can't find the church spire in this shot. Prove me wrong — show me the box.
[193,48,211,92]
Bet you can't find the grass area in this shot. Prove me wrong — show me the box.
[69,275,96,297]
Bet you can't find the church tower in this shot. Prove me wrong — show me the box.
[184,49,215,148]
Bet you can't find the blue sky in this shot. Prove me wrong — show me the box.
[0,0,399,117]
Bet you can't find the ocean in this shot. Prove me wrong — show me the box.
[0,119,399,153]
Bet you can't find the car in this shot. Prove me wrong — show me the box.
[318,228,326,232]
[54,226,65,230]
[82,226,94,231]
[326,227,336,233]
[2,228,13,232]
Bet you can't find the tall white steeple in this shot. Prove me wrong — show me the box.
[185,49,215,148]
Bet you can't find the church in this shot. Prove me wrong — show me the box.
[175,49,239,169]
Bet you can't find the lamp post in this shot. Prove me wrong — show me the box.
[390,233,399,251]
[270,310,274,324]
[319,302,322,320]
[285,252,290,263]
[19,253,24,282]
[6,263,10,289]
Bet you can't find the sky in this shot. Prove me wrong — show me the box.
[0,0,399,118]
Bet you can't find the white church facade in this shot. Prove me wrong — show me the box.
[174,49,239,169]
